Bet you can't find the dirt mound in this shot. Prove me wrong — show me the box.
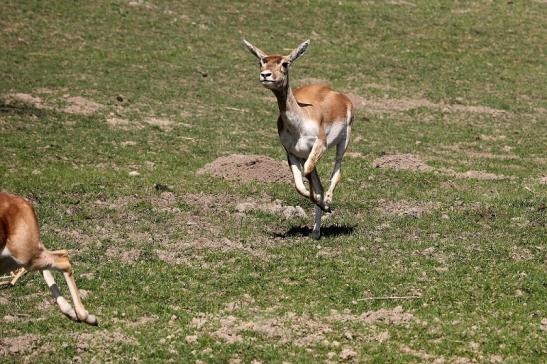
[197,154,291,183]
[372,154,433,172]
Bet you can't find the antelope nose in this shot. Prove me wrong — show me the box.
[260,71,272,79]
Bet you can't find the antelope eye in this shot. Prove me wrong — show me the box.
[282,62,289,68]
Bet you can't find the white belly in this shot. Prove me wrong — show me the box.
[278,113,348,158]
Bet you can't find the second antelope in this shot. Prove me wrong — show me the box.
[0,192,98,325]
[243,39,353,239]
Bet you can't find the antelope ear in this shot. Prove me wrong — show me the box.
[287,39,310,65]
[243,39,267,60]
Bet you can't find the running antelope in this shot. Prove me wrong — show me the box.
[0,192,97,325]
[243,39,353,239]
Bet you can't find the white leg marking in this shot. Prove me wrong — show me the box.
[42,270,77,321]
[288,154,310,198]
[63,271,97,325]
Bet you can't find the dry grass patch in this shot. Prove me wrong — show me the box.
[0,334,40,355]
[376,199,440,218]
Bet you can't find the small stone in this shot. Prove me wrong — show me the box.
[129,171,140,176]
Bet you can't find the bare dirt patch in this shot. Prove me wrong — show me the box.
[2,93,48,109]
[197,154,291,183]
[190,297,414,350]
[183,192,306,219]
[510,246,533,261]
[106,117,135,129]
[76,331,137,353]
[372,154,433,172]
[347,93,506,116]
[376,199,440,218]
[327,306,414,326]
[235,199,306,219]
[143,117,175,130]
[373,154,512,180]
[0,334,39,355]
[440,168,512,181]
[106,247,141,264]
[63,96,102,115]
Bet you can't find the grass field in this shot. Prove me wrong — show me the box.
[1,0,546,362]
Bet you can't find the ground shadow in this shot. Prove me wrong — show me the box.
[272,224,356,238]
[0,99,48,117]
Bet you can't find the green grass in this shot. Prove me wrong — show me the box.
[1,0,546,362]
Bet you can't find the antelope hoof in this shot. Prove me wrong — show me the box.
[76,310,89,323]
[324,193,333,205]
[85,314,98,326]
[63,308,78,321]
[310,230,321,240]
[317,203,332,213]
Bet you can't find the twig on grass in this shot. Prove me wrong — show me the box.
[357,295,421,301]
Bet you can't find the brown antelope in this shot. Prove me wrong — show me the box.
[243,39,353,239]
[0,192,97,325]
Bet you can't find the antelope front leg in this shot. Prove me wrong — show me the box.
[287,153,310,198]
[309,170,326,239]
[303,138,327,206]
[42,270,78,321]
[63,270,98,325]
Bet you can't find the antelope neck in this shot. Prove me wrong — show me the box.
[272,80,304,128]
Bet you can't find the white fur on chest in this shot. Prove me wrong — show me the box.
[279,113,319,158]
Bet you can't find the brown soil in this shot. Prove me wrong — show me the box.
[143,117,175,130]
[328,306,414,326]
[106,117,136,130]
[510,246,533,261]
[190,298,413,350]
[197,154,291,183]
[347,93,506,116]
[63,96,102,115]
[440,168,512,181]
[3,93,48,109]
[373,154,511,180]
[76,331,136,354]
[0,334,39,355]
[372,154,433,172]
[106,247,141,263]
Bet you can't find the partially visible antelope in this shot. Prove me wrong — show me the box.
[0,192,98,325]
[243,39,353,239]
